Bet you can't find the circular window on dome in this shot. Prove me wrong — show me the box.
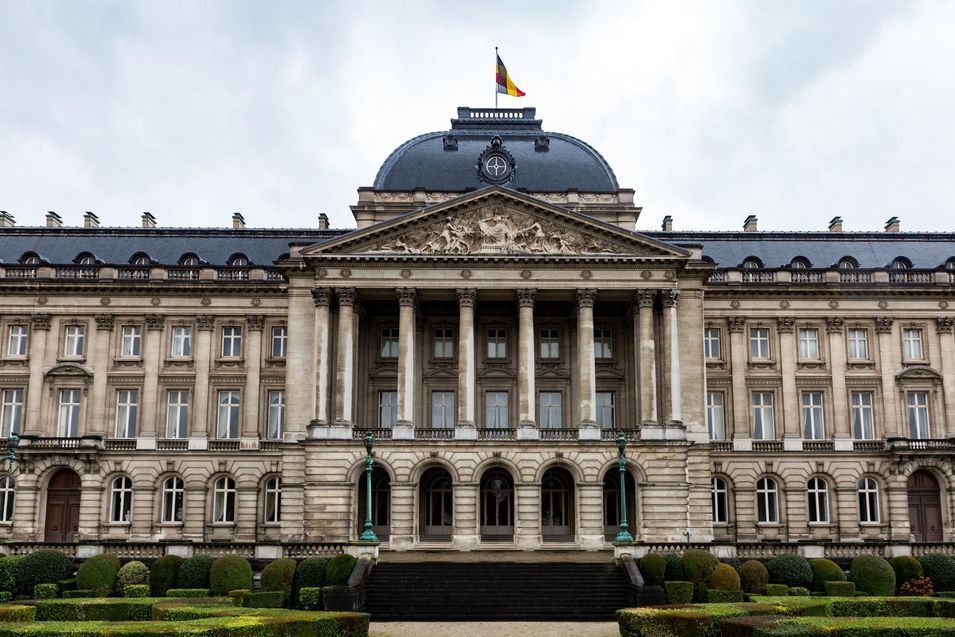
[477,136,516,184]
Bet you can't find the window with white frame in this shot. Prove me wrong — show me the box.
[110,476,133,523]
[807,477,830,523]
[903,328,924,360]
[704,328,721,359]
[749,327,770,360]
[858,477,880,523]
[171,326,192,358]
[212,476,236,523]
[264,476,281,523]
[270,326,287,358]
[851,391,875,439]
[0,389,23,438]
[431,391,454,429]
[433,327,454,359]
[485,391,508,428]
[539,328,559,359]
[487,328,507,359]
[0,475,13,523]
[595,328,613,359]
[63,325,85,357]
[801,391,825,440]
[216,390,240,439]
[377,390,397,429]
[711,477,728,523]
[752,392,775,440]
[756,477,779,523]
[380,327,399,359]
[221,326,242,358]
[114,389,139,438]
[160,476,184,523]
[847,328,869,360]
[267,390,285,440]
[798,328,820,359]
[165,390,189,439]
[57,389,81,437]
[907,391,930,439]
[596,392,615,429]
[539,392,562,428]
[6,325,27,357]
[120,326,142,357]
[707,391,726,440]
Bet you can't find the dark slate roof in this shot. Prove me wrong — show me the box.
[374,107,619,193]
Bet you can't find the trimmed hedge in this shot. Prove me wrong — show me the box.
[0,606,35,622]
[165,588,211,598]
[707,589,744,603]
[0,592,11,603]
[292,558,328,607]
[243,591,286,609]
[17,550,73,595]
[810,558,847,592]
[826,581,857,597]
[35,599,156,621]
[297,587,323,611]
[324,555,357,587]
[920,553,955,592]
[890,556,924,589]
[709,563,741,591]
[123,585,150,598]
[850,555,896,597]
[34,583,58,599]
[723,615,955,637]
[228,590,249,608]
[664,581,693,604]
[767,554,813,588]
[149,555,183,597]
[788,586,809,596]
[116,561,149,591]
[617,602,793,637]
[260,558,296,601]
[663,554,686,582]
[76,554,121,597]
[62,590,95,599]
[58,579,77,592]
[740,560,769,594]
[638,553,666,587]
[209,556,252,597]
[0,556,23,594]
[176,556,215,590]
[763,583,789,596]
[682,549,719,602]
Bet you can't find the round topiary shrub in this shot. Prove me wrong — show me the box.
[76,553,121,597]
[638,553,666,587]
[890,556,924,590]
[849,554,896,596]
[707,563,741,591]
[918,553,955,592]
[261,558,297,601]
[116,561,149,591]
[739,560,769,594]
[292,558,328,606]
[767,554,813,588]
[0,556,22,594]
[325,554,357,587]
[149,555,183,597]
[16,550,73,595]
[809,558,846,592]
[209,555,253,596]
[663,554,685,582]
[176,556,215,589]
[681,549,719,602]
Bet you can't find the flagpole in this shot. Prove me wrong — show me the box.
[494,46,498,108]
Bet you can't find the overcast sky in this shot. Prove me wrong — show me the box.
[1,0,952,232]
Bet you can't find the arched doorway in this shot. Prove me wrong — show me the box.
[908,470,943,542]
[45,468,81,542]
[541,467,574,542]
[356,466,390,541]
[419,467,453,541]
[480,468,514,541]
[603,469,636,541]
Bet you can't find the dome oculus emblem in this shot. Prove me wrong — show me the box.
[477,136,516,184]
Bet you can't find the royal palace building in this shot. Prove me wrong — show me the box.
[1,107,955,559]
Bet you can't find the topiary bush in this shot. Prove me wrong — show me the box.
[34,583,58,599]
[243,591,286,608]
[176,556,215,589]
[209,555,253,596]
[17,550,73,595]
[919,553,955,592]
[297,586,323,611]
[325,554,357,587]
[663,554,685,582]
[292,558,328,606]
[76,554,121,597]
[708,563,741,591]
[0,605,35,622]
[0,556,23,594]
[116,561,149,591]
[825,580,856,597]
[664,581,693,604]
[681,549,718,602]
[762,583,789,596]
[149,555,183,597]
[229,589,249,607]
[260,558,296,602]
[767,554,813,588]
[638,553,666,587]
[123,584,150,598]
[740,560,770,594]
[890,556,924,590]
[788,586,810,596]
[810,558,846,592]
[62,589,96,598]
[849,554,896,596]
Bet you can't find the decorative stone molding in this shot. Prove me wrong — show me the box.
[661,289,680,307]
[875,316,894,334]
[311,288,331,306]
[197,314,215,331]
[634,290,656,308]
[575,288,597,308]
[777,317,795,332]
[826,317,845,334]
[516,288,536,308]
[336,288,358,307]
[728,317,747,333]
[94,314,115,331]
[396,287,417,307]
[937,317,955,334]
[246,315,265,331]
[456,288,477,308]
[145,314,165,331]
[31,313,51,330]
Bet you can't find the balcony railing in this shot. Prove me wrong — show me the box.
[539,428,579,441]
[104,439,136,451]
[167,268,199,281]
[752,440,783,452]
[791,271,823,284]
[414,428,454,440]
[217,268,250,281]
[157,439,189,451]
[600,428,640,441]
[840,271,872,283]
[352,427,393,440]
[802,440,834,452]
[260,440,283,451]
[853,440,884,452]
[4,267,37,279]
[27,437,82,449]
[741,271,775,283]
[478,428,516,441]
[267,270,284,281]
[889,270,933,284]
[888,438,955,452]
[209,440,240,451]
[117,268,150,280]
[711,441,732,452]
[55,267,99,280]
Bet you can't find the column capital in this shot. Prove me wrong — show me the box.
[456,287,477,308]
[661,289,680,307]
[31,313,52,331]
[728,316,747,333]
[875,316,894,334]
[938,317,955,334]
[94,313,115,331]
[311,287,332,306]
[633,289,656,308]
[246,314,265,331]
[145,314,166,331]
[826,317,845,334]
[517,288,536,308]
[576,288,597,308]
[777,317,795,333]
[336,287,358,307]
[396,287,417,307]
[197,314,215,331]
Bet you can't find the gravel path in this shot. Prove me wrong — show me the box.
[370,622,619,637]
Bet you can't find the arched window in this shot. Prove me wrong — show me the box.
[480,469,514,541]
[890,257,912,270]
[807,477,829,523]
[858,477,880,523]
[711,477,729,523]
[945,258,955,271]
[110,476,133,523]
[74,253,97,265]
[178,253,201,267]
[227,253,250,267]
[741,257,763,269]
[837,257,859,269]
[130,253,152,266]
[212,476,236,523]
[756,477,779,523]
[789,257,811,269]
[264,476,281,524]
[0,475,14,522]
[420,467,453,541]
[541,467,574,541]
[160,476,184,523]
[19,252,41,265]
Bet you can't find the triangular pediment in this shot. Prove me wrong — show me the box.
[302,187,689,259]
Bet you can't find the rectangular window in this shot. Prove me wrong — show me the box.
[57,389,81,437]
[120,326,142,357]
[487,328,507,359]
[6,325,28,357]
[801,391,825,439]
[221,326,242,358]
[539,392,562,428]
[64,325,85,357]
[749,327,770,360]
[377,390,398,428]
[596,392,615,429]
[539,328,560,359]
[903,328,924,360]
[752,391,775,440]
[850,391,875,440]
[216,390,241,439]
[847,328,869,360]
[431,391,455,429]
[704,328,721,359]
[171,326,192,358]
[270,326,288,358]
[0,389,23,437]
[595,328,613,359]
[907,391,930,439]
[165,390,190,439]
[798,328,819,359]
[433,328,454,359]
[267,390,285,440]
[485,391,509,429]
[380,327,399,359]
[114,389,139,438]
[707,391,725,440]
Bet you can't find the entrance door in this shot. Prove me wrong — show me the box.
[480,469,514,541]
[541,468,574,541]
[908,470,943,542]
[45,468,81,542]
[420,467,453,541]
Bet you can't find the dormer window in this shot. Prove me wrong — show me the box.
[944,258,955,270]
[19,253,41,265]
[75,253,97,265]
[227,253,250,267]
[741,257,763,269]
[890,257,912,270]
[789,257,811,269]
[837,257,859,269]
[130,253,152,266]
[178,253,202,267]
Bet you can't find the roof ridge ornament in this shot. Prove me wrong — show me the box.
[477,136,516,185]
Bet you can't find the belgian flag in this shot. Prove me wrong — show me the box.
[495,51,525,97]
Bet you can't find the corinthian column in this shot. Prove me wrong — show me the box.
[394,287,417,440]
[576,289,598,437]
[662,289,681,423]
[517,288,538,438]
[313,288,332,427]
[334,288,358,427]
[138,314,164,445]
[456,288,477,438]
[635,290,657,424]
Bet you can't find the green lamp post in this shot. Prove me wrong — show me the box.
[359,432,379,543]
[3,432,18,472]
[613,432,634,544]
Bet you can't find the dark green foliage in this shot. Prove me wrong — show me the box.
[58,579,77,592]
[209,556,252,597]
[788,586,809,596]
[890,556,924,589]
[919,553,955,592]
[324,555,356,587]
[0,606,34,622]
[706,589,744,602]
[663,554,685,582]
[292,558,328,607]
[34,584,58,599]
[75,554,121,597]
[849,555,896,596]
[123,585,150,598]
[260,559,296,601]
[165,589,210,598]
[17,551,73,595]
[149,555,183,597]
[767,554,813,588]
[825,581,857,596]
[740,560,770,594]
[176,556,214,590]
[0,592,11,603]
[722,615,955,637]
[0,556,23,594]
[617,602,791,637]
[708,563,741,591]
[637,553,666,587]
[115,561,149,592]
[664,580,693,604]
[810,558,846,592]
[35,599,156,621]
[62,591,95,599]
[242,591,286,608]
[297,587,323,611]
[899,576,934,597]
[228,590,249,607]
[681,549,719,602]
[762,583,789,596]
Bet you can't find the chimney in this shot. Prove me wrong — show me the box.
[46,211,63,228]
[141,212,156,228]
[232,212,246,229]
[661,215,673,232]
[0,211,14,228]
[743,214,758,232]
[317,213,329,230]
[83,211,100,228]
[884,216,900,233]
[828,216,843,232]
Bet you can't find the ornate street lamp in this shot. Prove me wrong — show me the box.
[3,432,18,472]
[359,432,379,543]
[613,432,634,544]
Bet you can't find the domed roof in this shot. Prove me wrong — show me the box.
[374,107,619,193]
